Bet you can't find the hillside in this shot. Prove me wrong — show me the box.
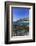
[12,18,29,36]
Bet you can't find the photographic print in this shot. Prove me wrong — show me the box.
[5,2,35,44]
[11,7,29,36]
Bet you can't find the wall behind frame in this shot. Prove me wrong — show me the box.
[35,3,36,41]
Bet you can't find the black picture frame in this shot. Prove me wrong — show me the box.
[5,1,35,44]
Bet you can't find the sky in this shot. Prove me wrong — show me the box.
[11,7,30,22]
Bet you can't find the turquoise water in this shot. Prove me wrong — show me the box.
[13,21,29,36]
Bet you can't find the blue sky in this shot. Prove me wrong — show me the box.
[11,7,30,22]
